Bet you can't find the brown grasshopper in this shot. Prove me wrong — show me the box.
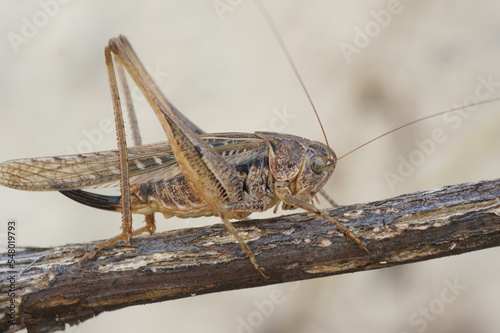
[0,35,368,277]
[1,7,498,279]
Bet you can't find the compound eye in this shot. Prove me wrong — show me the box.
[310,155,326,175]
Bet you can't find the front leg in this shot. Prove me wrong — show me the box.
[276,185,369,253]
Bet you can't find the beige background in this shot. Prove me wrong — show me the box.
[1,1,500,332]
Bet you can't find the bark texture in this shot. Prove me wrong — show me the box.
[1,179,499,333]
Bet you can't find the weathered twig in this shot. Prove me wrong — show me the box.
[1,179,499,333]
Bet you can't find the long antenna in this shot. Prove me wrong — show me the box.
[338,97,500,160]
[253,1,500,164]
[253,0,332,161]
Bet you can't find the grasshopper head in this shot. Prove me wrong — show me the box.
[294,140,336,200]
[255,132,336,207]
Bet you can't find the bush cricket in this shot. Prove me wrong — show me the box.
[1,4,500,333]
[0,34,366,278]
[0,2,500,280]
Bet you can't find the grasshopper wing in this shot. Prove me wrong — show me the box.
[0,141,176,191]
[0,133,266,191]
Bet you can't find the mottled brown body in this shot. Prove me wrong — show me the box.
[0,132,331,217]
[0,36,363,276]
[130,133,275,219]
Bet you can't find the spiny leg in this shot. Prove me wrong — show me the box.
[219,215,267,278]
[106,45,134,245]
[108,36,271,278]
[219,198,273,278]
[108,36,241,244]
[107,37,270,277]
[115,54,157,234]
[78,44,134,264]
[281,192,368,253]
[107,45,134,246]
[107,36,245,209]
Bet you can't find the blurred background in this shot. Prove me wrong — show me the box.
[1,1,499,332]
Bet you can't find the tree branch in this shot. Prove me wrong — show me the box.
[1,179,500,333]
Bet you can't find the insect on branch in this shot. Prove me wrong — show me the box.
[1,178,499,333]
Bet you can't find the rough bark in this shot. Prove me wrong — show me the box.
[1,179,499,333]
